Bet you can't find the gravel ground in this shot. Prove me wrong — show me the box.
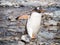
[0,7,60,45]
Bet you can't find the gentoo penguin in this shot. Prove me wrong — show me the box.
[27,7,45,39]
[17,7,45,43]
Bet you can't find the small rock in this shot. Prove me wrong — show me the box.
[8,29,17,32]
[9,22,17,25]
[21,35,30,43]
[30,42,36,45]
[48,26,58,31]
[39,42,45,45]
[48,20,58,26]
[44,12,54,17]
[8,16,16,21]
[8,26,18,29]
[51,43,56,45]
[18,41,25,45]
[38,31,55,39]
[55,43,60,45]
[54,10,60,17]
[15,37,19,40]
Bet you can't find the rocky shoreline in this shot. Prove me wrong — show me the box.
[0,5,60,45]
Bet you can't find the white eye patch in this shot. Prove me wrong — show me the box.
[37,7,40,10]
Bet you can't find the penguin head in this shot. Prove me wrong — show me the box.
[33,7,45,13]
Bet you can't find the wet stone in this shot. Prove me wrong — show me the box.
[9,22,17,25]
[0,5,60,45]
[48,26,58,32]
[17,41,25,45]
[18,20,27,26]
[38,31,55,40]
[8,28,19,32]
[8,26,18,29]
[53,17,60,21]
[21,35,30,43]
[54,10,60,17]
[29,42,37,45]
[48,20,58,26]
[0,25,7,27]
[55,33,60,38]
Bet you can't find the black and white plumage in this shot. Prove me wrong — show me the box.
[21,7,45,42]
[27,7,42,39]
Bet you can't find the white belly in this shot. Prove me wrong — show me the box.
[27,12,42,38]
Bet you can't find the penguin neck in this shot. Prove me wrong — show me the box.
[31,11,42,17]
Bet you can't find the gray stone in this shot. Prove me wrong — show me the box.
[9,22,17,25]
[8,26,18,29]
[8,29,17,32]
[29,42,37,45]
[54,10,60,17]
[38,31,55,39]
[21,35,30,43]
[48,26,58,31]
[48,20,58,25]
[18,41,25,45]
[8,16,16,21]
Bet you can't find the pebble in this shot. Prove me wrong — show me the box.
[48,20,58,26]
[43,12,54,17]
[51,43,56,45]
[38,31,55,39]
[0,5,60,45]
[21,35,30,43]
[48,26,58,31]
[54,10,60,17]
[8,16,16,21]
[8,26,18,29]
[15,37,19,40]
[18,41,25,45]
[9,22,17,25]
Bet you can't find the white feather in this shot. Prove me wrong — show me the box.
[27,12,42,38]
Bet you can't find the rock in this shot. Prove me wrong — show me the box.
[8,16,16,21]
[51,43,56,45]
[48,20,58,26]
[8,29,17,32]
[48,26,58,31]
[14,37,19,40]
[55,34,60,39]
[9,22,17,25]
[53,17,60,21]
[44,21,50,26]
[18,19,27,26]
[0,24,7,27]
[38,31,55,39]
[43,12,54,17]
[39,42,45,45]
[57,22,60,26]
[21,35,30,43]
[18,41,25,45]
[55,43,60,45]
[54,10,60,17]
[29,42,37,45]
[8,26,18,29]
[18,26,25,34]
